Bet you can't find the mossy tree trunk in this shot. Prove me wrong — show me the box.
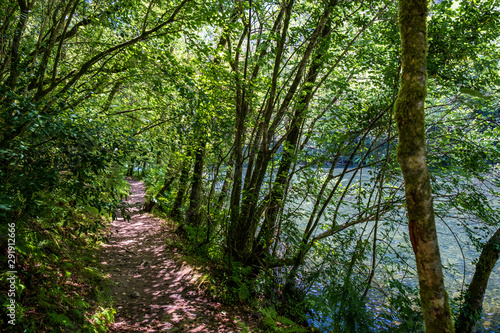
[141,161,147,177]
[455,227,500,333]
[394,0,454,332]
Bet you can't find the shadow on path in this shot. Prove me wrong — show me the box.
[101,180,253,332]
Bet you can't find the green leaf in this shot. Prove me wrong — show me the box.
[459,87,493,100]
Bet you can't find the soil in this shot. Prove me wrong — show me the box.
[100,179,257,332]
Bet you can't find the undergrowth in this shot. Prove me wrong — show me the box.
[1,209,117,332]
[0,173,129,332]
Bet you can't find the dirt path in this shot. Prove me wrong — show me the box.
[100,179,255,332]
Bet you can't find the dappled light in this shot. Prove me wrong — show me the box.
[101,180,253,332]
[1,0,499,331]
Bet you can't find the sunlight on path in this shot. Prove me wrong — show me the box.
[100,180,251,332]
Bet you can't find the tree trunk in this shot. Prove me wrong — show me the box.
[217,163,233,211]
[394,0,454,332]
[253,16,332,263]
[455,227,500,333]
[187,141,206,226]
[228,76,247,260]
[171,153,192,221]
[231,147,272,261]
[228,0,336,264]
[126,163,134,177]
[144,172,177,213]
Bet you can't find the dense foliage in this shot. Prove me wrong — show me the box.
[1,0,499,332]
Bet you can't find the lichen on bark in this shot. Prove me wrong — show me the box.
[394,0,455,332]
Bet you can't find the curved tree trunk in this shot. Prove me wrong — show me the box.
[394,0,454,332]
[455,227,500,333]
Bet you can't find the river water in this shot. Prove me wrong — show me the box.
[284,166,500,332]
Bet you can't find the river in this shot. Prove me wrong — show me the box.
[284,166,500,332]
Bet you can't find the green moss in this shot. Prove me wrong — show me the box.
[394,1,455,332]
[394,0,429,160]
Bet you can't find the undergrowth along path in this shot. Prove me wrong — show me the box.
[100,179,253,332]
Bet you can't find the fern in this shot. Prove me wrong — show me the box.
[48,312,74,329]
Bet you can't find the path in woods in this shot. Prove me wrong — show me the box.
[100,179,256,332]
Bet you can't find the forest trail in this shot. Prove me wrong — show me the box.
[100,179,254,332]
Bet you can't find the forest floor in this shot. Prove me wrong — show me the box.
[100,179,258,332]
